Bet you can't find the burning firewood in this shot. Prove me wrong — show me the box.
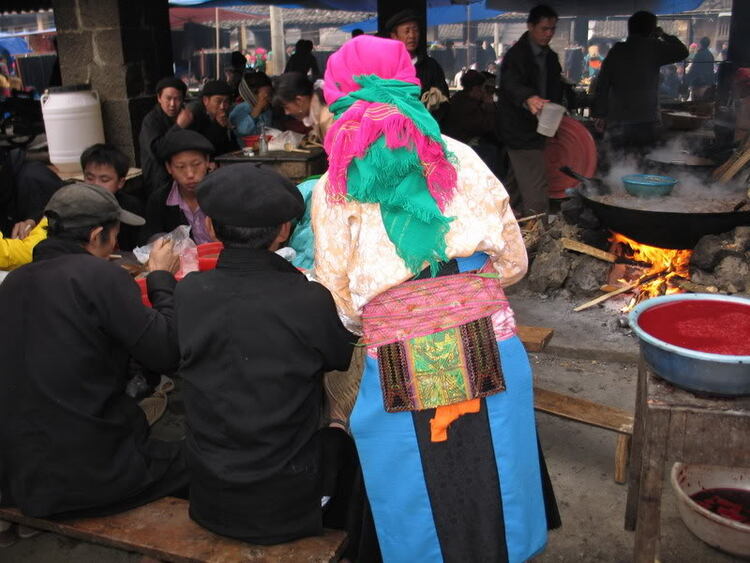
[669,275,723,294]
[574,271,666,312]
[561,238,652,268]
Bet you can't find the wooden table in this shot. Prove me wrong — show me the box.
[625,360,750,562]
[215,148,326,184]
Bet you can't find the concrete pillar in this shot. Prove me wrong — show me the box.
[51,0,173,165]
[269,6,286,76]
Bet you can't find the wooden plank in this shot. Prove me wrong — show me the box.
[562,237,618,263]
[534,386,633,434]
[517,325,554,352]
[0,498,347,563]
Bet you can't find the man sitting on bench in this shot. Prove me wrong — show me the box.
[175,164,356,545]
[0,183,188,521]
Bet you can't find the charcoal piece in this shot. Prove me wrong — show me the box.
[580,228,610,250]
[561,196,583,225]
[691,234,727,271]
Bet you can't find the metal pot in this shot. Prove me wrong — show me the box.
[630,294,750,397]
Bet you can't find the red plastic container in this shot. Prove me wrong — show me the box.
[135,277,151,307]
[197,242,223,271]
[197,242,223,256]
[240,134,272,149]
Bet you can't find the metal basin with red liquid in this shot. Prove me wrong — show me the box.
[630,294,750,396]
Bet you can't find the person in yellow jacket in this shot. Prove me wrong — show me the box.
[0,218,48,271]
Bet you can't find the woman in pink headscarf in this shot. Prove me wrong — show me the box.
[312,35,558,563]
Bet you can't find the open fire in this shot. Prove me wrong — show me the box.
[610,232,693,311]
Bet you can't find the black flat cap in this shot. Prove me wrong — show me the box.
[384,9,421,34]
[201,80,234,98]
[197,163,304,227]
[157,128,214,161]
[156,76,187,96]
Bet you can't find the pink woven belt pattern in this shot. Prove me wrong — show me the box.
[361,271,516,349]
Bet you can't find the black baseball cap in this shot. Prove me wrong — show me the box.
[44,182,145,228]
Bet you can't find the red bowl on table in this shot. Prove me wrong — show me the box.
[240,134,272,150]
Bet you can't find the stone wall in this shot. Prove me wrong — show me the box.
[52,0,173,164]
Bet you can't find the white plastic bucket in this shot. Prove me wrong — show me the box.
[41,85,105,175]
[536,102,565,137]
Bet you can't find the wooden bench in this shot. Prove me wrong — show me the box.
[0,497,347,562]
[534,387,634,484]
[517,324,634,484]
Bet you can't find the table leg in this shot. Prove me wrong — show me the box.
[633,409,669,563]
[625,358,648,530]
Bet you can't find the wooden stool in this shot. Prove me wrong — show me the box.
[0,497,347,562]
[534,386,633,484]
[625,360,750,563]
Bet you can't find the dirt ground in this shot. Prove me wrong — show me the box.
[0,294,744,562]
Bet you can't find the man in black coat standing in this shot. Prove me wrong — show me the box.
[0,182,187,519]
[592,11,688,153]
[176,164,356,545]
[139,77,187,196]
[498,4,562,217]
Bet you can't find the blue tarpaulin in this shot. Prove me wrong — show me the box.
[170,0,706,14]
[484,0,705,16]
[0,36,32,55]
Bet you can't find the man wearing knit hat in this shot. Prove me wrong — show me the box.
[176,163,356,545]
[139,76,188,196]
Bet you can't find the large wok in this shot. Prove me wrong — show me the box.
[562,167,750,249]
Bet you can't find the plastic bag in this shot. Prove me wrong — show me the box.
[268,129,305,151]
[132,225,199,278]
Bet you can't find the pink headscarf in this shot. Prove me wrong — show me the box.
[321,35,457,213]
[324,35,421,106]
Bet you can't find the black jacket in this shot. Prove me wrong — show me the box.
[0,239,180,517]
[116,190,145,251]
[139,105,174,196]
[592,34,688,125]
[186,101,237,156]
[176,248,354,544]
[141,183,187,244]
[497,32,563,150]
[416,53,450,98]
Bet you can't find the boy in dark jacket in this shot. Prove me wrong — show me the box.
[142,128,214,244]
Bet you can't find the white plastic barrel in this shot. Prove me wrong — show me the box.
[536,102,565,137]
[41,84,105,175]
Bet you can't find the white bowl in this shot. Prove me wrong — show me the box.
[671,463,750,558]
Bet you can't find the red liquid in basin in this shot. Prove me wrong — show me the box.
[690,488,750,524]
[638,299,750,356]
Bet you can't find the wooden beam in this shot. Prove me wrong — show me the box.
[0,498,347,563]
[534,386,633,434]
[517,325,554,352]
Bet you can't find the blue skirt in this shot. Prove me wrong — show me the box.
[350,256,549,563]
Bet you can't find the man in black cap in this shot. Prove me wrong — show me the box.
[142,128,214,244]
[175,163,356,544]
[176,79,236,156]
[386,9,450,115]
[139,76,187,196]
[0,182,188,520]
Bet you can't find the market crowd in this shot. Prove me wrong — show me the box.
[0,4,702,562]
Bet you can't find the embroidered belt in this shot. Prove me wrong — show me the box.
[362,271,514,415]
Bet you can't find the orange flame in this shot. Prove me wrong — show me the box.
[610,232,692,311]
